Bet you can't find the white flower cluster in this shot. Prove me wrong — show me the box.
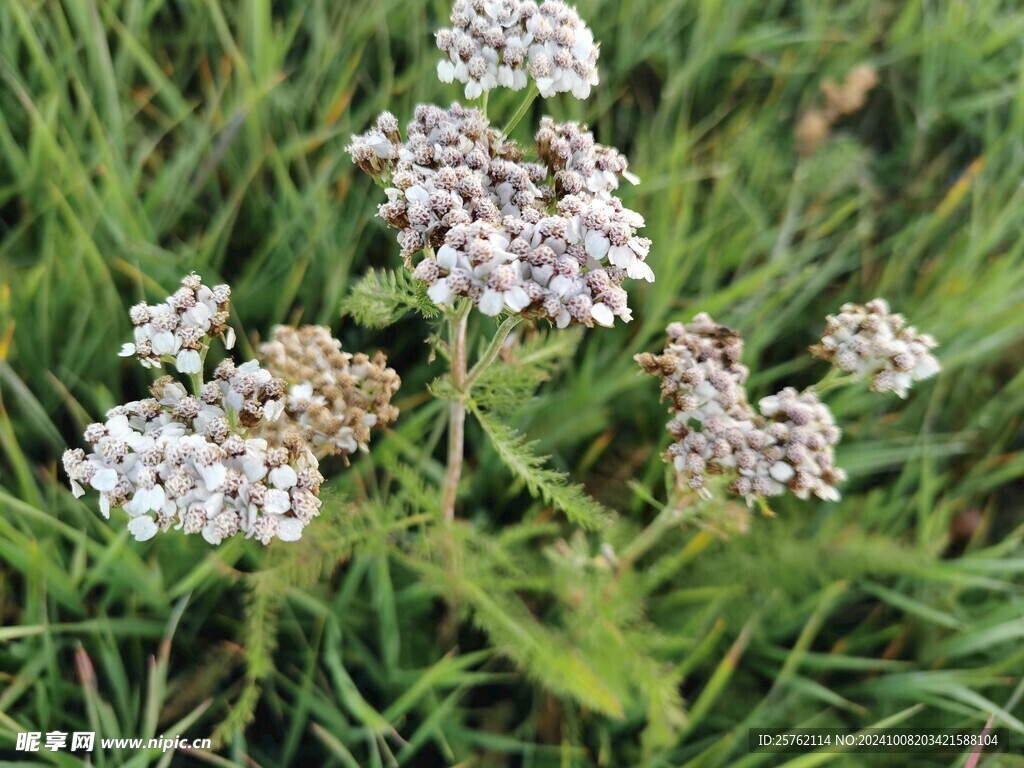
[62,369,323,545]
[436,0,599,99]
[638,314,846,505]
[119,273,235,374]
[811,298,940,398]
[347,112,401,179]
[348,104,651,328]
[751,388,845,502]
[258,325,401,459]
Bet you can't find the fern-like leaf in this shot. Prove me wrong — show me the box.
[471,327,583,414]
[471,403,611,530]
[212,577,278,744]
[340,268,439,328]
[405,538,625,719]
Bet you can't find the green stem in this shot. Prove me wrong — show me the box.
[186,345,210,397]
[618,491,699,571]
[810,367,855,396]
[465,314,523,389]
[501,83,539,136]
[440,303,471,522]
[478,90,489,120]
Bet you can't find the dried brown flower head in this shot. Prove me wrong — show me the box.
[258,325,401,459]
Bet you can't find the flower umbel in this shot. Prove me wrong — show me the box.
[257,325,401,460]
[62,370,323,545]
[59,275,391,545]
[436,0,599,99]
[638,313,846,505]
[119,272,235,373]
[348,104,651,328]
[810,298,940,397]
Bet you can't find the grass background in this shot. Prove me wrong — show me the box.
[2,0,1024,765]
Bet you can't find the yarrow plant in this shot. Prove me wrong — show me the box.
[63,275,398,544]
[347,0,650,522]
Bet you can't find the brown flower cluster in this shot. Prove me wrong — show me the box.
[638,314,845,505]
[257,325,401,460]
[795,65,879,156]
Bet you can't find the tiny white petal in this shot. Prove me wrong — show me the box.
[505,286,531,312]
[585,230,610,259]
[437,59,456,83]
[269,465,298,490]
[199,463,227,492]
[914,355,940,380]
[277,517,304,542]
[263,489,291,515]
[264,400,285,422]
[119,343,136,357]
[175,349,202,374]
[202,524,224,546]
[479,289,504,316]
[90,468,118,492]
[591,303,615,328]
[151,331,177,356]
[436,246,459,271]
[769,462,796,483]
[128,515,158,542]
[427,279,453,305]
[626,260,656,282]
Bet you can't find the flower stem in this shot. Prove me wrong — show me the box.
[465,314,522,389]
[440,303,471,521]
[618,490,697,571]
[810,367,854,396]
[501,83,540,136]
